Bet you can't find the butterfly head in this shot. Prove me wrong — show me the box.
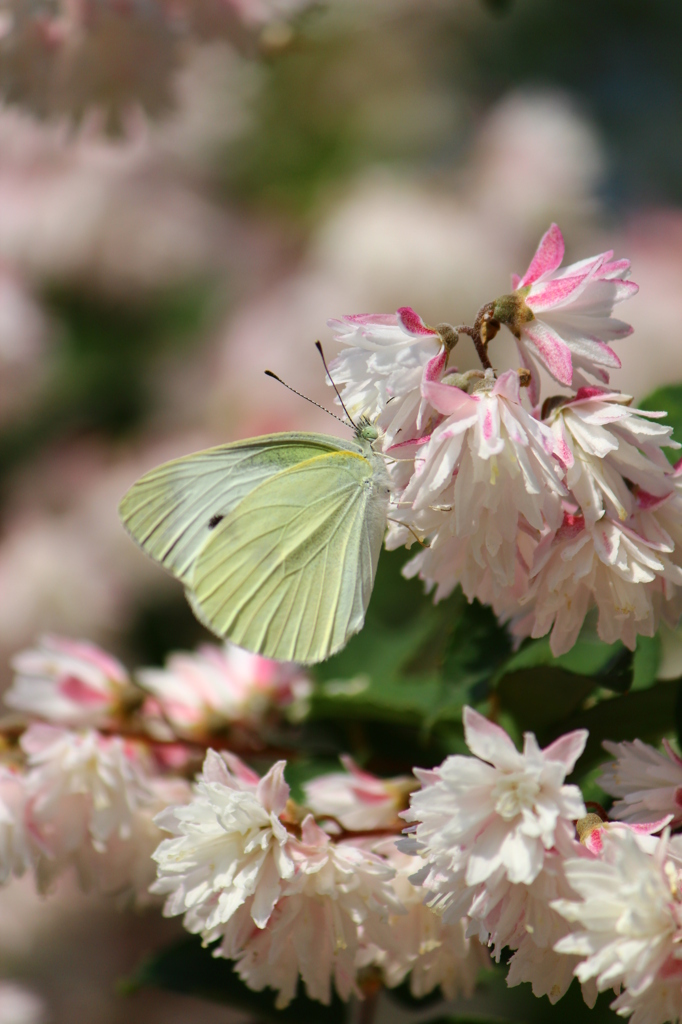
[355,416,380,444]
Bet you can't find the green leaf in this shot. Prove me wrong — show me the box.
[482,0,515,13]
[631,633,661,690]
[545,679,679,774]
[498,632,622,680]
[497,667,597,736]
[441,595,512,699]
[126,935,347,1024]
[311,552,510,732]
[639,384,682,463]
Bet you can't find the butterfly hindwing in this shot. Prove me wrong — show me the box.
[118,433,361,584]
[189,449,390,663]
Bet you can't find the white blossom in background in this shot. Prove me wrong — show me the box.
[0,982,47,1024]
[21,724,152,890]
[303,756,413,832]
[388,370,565,600]
[508,511,682,656]
[495,223,638,402]
[0,766,31,885]
[90,775,192,903]
[404,708,587,905]
[598,738,682,827]
[137,641,311,740]
[546,387,679,525]
[6,635,134,729]
[327,307,447,445]
[553,829,682,1024]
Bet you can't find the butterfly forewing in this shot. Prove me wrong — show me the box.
[189,450,389,663]
[118,433,361,584]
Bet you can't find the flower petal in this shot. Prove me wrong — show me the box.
[518,223,565,288]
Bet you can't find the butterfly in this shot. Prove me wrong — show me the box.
[118,421,390,664]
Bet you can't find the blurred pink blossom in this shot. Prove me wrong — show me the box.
[137,641,312,740]
[7,635,133,730]
[303,756,413,832]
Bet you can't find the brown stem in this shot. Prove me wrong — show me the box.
[454,301,496,372]
[359,987,380,1024]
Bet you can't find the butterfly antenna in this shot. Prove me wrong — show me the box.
[264,370,350,428]
[314,341,357,429]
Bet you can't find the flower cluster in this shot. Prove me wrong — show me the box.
[0,633,311,897]
[152,749,485,1008]
[329,224,682,655]
[6,624,682,1021]
[0,0,314,121]
[405,709,682,1021]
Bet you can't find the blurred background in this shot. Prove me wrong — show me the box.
[0,0,680,1020]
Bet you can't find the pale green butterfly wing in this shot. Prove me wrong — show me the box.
[118,432,361,584]
[189,449,390,663]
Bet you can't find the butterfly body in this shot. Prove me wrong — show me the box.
[119,428,390,664]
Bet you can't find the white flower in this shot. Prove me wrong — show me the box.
[0,766,31,885]
[303,757,414,832]
[553,830,682,1024]
[496,223,637,401]
[151,751,295,940]
[228,817,402,1008]
[405,708,586,896]
[470,845,597,1006]
[546,388,678,525]
[22,724,152,890]
[0,982,46,1024]
[138,642,311,740]
[388,370,565,600]
[327,307,447,445]
[362,839,487,1001]
[509,512,682,656]
[598,738,682,828]
[88,776,192,904]
[6,635,133,729]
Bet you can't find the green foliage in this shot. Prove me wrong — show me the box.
[640,384,682,462]
[301,547,679,779]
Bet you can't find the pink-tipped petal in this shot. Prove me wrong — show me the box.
[422,380,478,417]
[59,676,110,707]
[422,347,448,386]
[526,272,595,313]
[626,816,673,835]
[339,313,398,327]
[583,828,603,855]
[492,368,521,403]
[300,813,331,847]
[518,223,565,288]
[257,760,290,816]
[543,730,588,772]
[521,320,574,386]
[222,752,261,786]
[397,306,439,337]
[463,706,520,769]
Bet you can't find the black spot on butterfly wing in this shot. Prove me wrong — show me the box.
[208,514,224,529]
